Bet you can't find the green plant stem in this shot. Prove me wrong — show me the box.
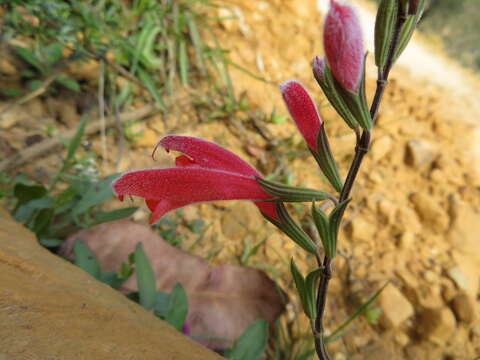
[312,9,408,360]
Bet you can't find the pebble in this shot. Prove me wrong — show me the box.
[379,284,414,329]
[405,139,438,169]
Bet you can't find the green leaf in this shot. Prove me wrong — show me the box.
[154,292,171,318]
[328,199,351,256]
[165,283,189,331]
[32,207,55,235]
[56,75,81,92]
[311,203,333,258]
[138,68,165,110]
[13,183,47,206]
[326,282,389,344]
[39,238,63,247]
[256,177,331,203]
[312,125,343,192]
[13,45,45,73]
[73,239,101,279]
[178,39,189,85]
[186,13,206,75]
[72,174,119,219]
[14,197,55,223]
[265,203,317,254]
[290,259,309,318]
[134,242,157,310]
[88,207,138,226]
[375,0,399,68]
[44,42,63,66]
[305,268,323,320]
[227,319,269,360]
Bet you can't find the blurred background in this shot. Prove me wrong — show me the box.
[0,0,479,359]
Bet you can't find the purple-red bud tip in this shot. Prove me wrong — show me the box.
[324,0,364,92]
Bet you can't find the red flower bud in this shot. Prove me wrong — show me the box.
[324,0,365,92]
[280,80,322,151]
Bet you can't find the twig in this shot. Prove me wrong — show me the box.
[0,105,159,172]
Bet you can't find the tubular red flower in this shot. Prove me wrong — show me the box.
[114,136,278,223]
[280,80,322,151]
[324,0,364,92]
[312,56,326,83]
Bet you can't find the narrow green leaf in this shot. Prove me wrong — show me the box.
[305,268,323,319]
[312,125,343,192]
[13,45,45,73]
[134,242,157,310]
[39,238,63,247]
[329,198,351,256]
[56,76,81,92]
[178,39,189,85]
[270,203,318,254]
[311,203,333,258]
[256,177,330,202]
[227,319,269,360]
[88,207,138,226]
[13,183,47,206]
[326,282,389,343]
[375,0,398,68]
[138,68,165,110]
[290,259,309,317]
[165,283,189,331]
[186,13,206,75]
[73,239,101,279]
[72,174,119,218]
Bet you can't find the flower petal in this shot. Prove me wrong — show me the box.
[280,80,322,150]
[113,168,274,222]
[159,135,260,177]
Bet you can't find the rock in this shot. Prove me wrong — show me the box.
[371,135,393,162]
[410,193,449,232]
[379,284,415,328]
[397,231,415,250]
[0,209,222,360]
[377,199,398,224]
[394,331,410,347]
[418,307,457,345]
[450,293,476,324]
[0,106,30,129]
[347,216,376,242]
[405,139,438,169]
[447,262,479,299]
[395,205,421,234]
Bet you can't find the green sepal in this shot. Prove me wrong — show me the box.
[305,268,323,319]
[290,258,309,318]
[329,198,351,254]
[330,60,372,130]
[312,203,334,258]
[394,0,425,63]
[310,125,343,193]
[256,177,331,202]
[375,0,398,69]
[315,64,359,130]
[264,203,318,254]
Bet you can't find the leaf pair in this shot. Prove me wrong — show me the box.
[311,199,350,258]
[290,260,323,320]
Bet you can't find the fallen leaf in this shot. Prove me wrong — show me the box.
[60,220,287,349]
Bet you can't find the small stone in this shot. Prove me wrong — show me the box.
[397,231,415,250]
[395,331,410,347]
[371,136,393,162]
[378,199,398,224]
[450,293,476,324]
[447,267,468,291]
[410,193,449,232]
[379,284,415,329]
[405,139,438,169]
[347,217,376,242]
[419,307,456,345]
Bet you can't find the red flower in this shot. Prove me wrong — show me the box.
[112,136,278,224]
[324,0,364,92]
[280,80,322,151]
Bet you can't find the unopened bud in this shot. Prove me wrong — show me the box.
[324,0,365,93]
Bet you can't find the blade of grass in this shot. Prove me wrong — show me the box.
[325,282,389,344]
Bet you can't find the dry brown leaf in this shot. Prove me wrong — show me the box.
[60,220,287,349]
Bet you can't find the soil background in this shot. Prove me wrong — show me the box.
[1,0,479,359]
